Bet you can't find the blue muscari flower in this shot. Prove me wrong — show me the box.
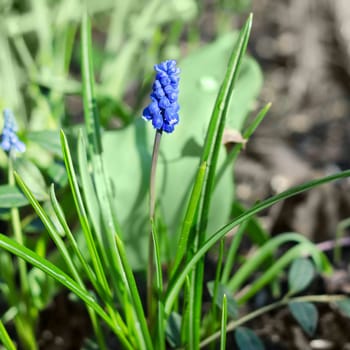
[0,109,26,153]
[143,60,180,133]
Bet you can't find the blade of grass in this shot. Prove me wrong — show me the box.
[0,234,108,328]
[189,14,253,349]
[165,169,350,314]
[221,221,248,284]
[49,184,99,293]
[16,173,128,348]
[0,319,16,350]
[227,232,330,293]
[0,232,133,349]
[60,130,111,298]
[81,12,102,157]
[49,185,109,350]
[235,243,322,304]
[15,172,84,285]
[220,295,227,350]
[81,14,153,349]
[77,131,104,260]
[171,161,207,275]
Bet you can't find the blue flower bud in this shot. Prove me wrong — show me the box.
[142,60,180,133]
[0,109,26,153]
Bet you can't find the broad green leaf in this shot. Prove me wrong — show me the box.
[235,327,265,350]
[207,281,238,319]
[103,32,262,269]
[0,185,28,208]
[27,130,62,157]
[289,301,318,336]
[288,258,315,295]
[13,158,48,201]
[335,298,350,318]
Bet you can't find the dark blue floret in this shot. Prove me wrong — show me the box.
[0,109,26,153]
[143,60,180,133]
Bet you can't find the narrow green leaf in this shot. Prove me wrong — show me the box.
[190,14,253,349]
[81,12,102,156]
[236,243,321,304]
[289,302,318,336]
[0,185,28,208]
[288,258,315,295]
[207,281,238,319]
[0,319,16,350]
[49,184,99,293]
[171,161,207,274]
[164,169,350,314]
[77,131,103,250]
[231,201,269,245]
[0,233,110,325]
[220,295,228,350]
[228,233,323,294]
[60,130,110,297]
[235,327,265,350]
[221,221,248,284]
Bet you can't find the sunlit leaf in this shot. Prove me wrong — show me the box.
[0,185,28,208]
[13,158,48,201]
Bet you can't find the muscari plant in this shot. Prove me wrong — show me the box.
[1,13,350,350]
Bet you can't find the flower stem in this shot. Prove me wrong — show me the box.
[147,129,162,323]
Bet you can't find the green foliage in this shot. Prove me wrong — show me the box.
[207,281,238,319]
[288,302,318,336]
[0,185,28,208]
[288,258,315,295]
[235,327,264,350]
[103,32,262,268]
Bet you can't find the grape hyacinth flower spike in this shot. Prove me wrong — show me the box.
[143,59,180,133]
[0,109,25,154]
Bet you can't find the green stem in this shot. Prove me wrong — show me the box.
[8,157,29,295]
[147,130,162,323]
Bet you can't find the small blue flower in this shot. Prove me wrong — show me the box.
[143,60,180,133]
[1,109,26,153]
